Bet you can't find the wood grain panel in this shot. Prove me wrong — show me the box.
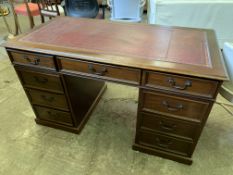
[136,131,193,157]
[143,71,219,98]
[27,89,69,111]
[18,70,63,93]
[4,17,228,81]
[138,112,199,141]
[8,50,55,69]
[58,57,141,85]
[141,90,210,122]
[34,105,73,126]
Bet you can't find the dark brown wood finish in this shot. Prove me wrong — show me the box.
[138,112,199,141]
[62,74,106,128]
[3,17,228,165]
[3,17,228,80]
[141,90,211,122]
[136,131,193,157]
[142,71,219,98]
[26,89,69,110]
[17,69,64,93]
[8,49,55,70]
[58,57,141,85]
[34,105,73,126]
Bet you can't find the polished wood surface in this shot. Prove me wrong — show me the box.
[138,112,199,141]
[58,57,141,85]
[4,17,229,165]
[8,49,55,69]
[18,69,64,92]
[142,71,219,98]
[141,90,211,122]
[136,131,193,157]
[34,105,73,126]
[4,17,228,81]
[27,89,69,110]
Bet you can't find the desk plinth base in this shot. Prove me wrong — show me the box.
[132,144,193,165]
[35,118,82,133]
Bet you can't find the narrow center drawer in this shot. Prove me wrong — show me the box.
[141,90,211,122]
[34,105,73,126]
[142,71,219,98]
[27,89,69,111]
[138,112,199,141]
[7,50,55,69]
[136,131,193,156]
[57,57,141,85]
[17,70,63,93]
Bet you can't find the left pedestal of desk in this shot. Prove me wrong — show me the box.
[6,49,106,133]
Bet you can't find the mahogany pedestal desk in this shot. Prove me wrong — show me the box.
[3,17,228,164]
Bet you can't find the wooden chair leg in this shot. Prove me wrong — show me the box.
[28,15,35,28]
[14,15,21,35]
[102,5,106,19]
[8,0,21,35]
[40,15,45,23]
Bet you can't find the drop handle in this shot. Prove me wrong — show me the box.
[47,111,59,118]
[23,55,40,65]
[41,95,55,102]
[33,76,48,84]
[167,77,192,90]
[162,101,183,112]
[156,137,172,148]
[159,121,176,131]
[88,65,107,76]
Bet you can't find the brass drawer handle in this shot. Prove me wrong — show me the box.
[159,121,177,131]
[162,100,183,112]
[33,76,48,84]
[47,111,59,118]
[23,55,40,65]
[168,77,192,90]
[156,137,172,148]
[88,65,107,76]
[41,95,55,102]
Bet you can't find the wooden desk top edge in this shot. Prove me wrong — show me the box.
[3,17,229,81]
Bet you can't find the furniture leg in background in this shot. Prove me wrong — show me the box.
[0,4,18,38]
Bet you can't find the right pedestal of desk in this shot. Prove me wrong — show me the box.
[133,70,221,165]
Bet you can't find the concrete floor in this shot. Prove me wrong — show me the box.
[1,8,233,175]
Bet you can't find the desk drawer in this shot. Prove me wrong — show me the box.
[27,89,69,111]
[58,57,141,85]
[143,71,219,98]
[18,70,63,93]
[136,131,193,156]
[141,90,210,122]
[8,50,55,69]
[139,112,198,141]
[34,106,73,126]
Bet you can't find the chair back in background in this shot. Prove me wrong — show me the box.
[38,0,62,23]
[65,0,99,18]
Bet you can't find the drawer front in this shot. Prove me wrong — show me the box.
[141,90,210,122]
[136,131,193,156]
[139,112,198,141]
[34,106,73,126]
[18,70,63,92]
[143,71,219,98]
[58,57,141,85]
[8,50,55,69]
[27,89,69,110]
